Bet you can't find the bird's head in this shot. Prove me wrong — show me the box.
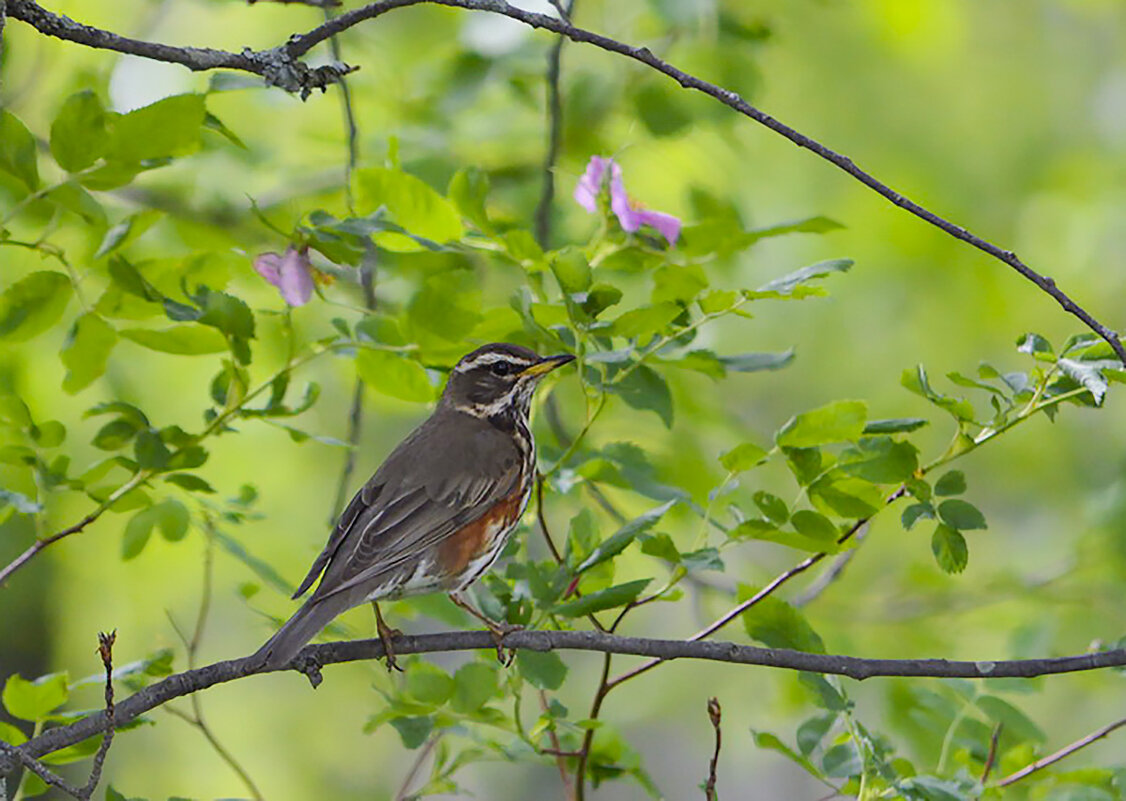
[441,343,574,421]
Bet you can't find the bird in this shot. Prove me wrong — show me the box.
[252,342,575,670]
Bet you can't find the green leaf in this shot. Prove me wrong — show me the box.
[1016,332,1053,357]
[1058,357,1109,404]
[791,510,838,542]
[901,364,976,422]
[107,94,207,163]
[901,502,934,531]
[123,505,158,559]
[783,447,822,486]
[0,111,39,190]
[0,272,71,342]
[406,662,455,706]
[809,475,882,517]
[651,264,707,304]
[0,489,42,515]
[937,499,986,530]
[719,442,768,473]
[551,579,652,617]
[452,662,497,713]
[120,325,228,355]
[862,417,928,434]
[582,283,623,319]
[355,350,435,403]
[838,439,919,483]
[2,673,69,722]
[550,248,592,294]
[776,400,867,448]
[975,695,1045,743]
[933,470,966,497]
[407,274,483,342]
[752,730,823,779]
[516,650,567,690]
[0,720,27,746]
[796,713,836,756]
[728,520,842,553]
[738,584,825,652]
[133,429,170,469]
[50,90,108,172]
[721,350,796,373]
[447,167,491,232]
[574,500,676,574]
[931,524,968,573]
[389,716,433,749]
[153,499,190,541]
[753,492,789,525]
[757,258,852,295]
[612,365,673,427]
[354,167,464,250]
[48,182,107,226]
[163,473,215,493]
[608,302,681,340]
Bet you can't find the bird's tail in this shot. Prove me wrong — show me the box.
[251,594,350,670]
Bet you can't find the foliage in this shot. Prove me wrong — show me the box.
[1,1,1125,800]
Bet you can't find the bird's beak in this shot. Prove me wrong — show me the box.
[520,353,576,378]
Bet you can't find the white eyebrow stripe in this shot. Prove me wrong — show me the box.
[454,351,536,373]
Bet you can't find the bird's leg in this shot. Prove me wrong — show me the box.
[371,602,404,672]
[449,591,522,664]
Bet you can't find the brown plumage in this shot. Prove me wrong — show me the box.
[252,343,573,669]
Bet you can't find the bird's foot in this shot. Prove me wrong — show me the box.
[373,602,405,673]
[449,592,521,665]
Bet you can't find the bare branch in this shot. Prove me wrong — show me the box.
[533,0,574,248]
[7,630,1126,777]
[0,741,83,799]
[980,723,1002,784]
[996,715,1126,787]
[704,697,721,801]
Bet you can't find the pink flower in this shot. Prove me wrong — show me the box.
[253,247,314,306]
[574,156,681,245]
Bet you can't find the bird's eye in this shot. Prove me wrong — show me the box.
[490,361,515,376]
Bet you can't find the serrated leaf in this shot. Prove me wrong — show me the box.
[120,325,227,355]
[937,499,986,530]
[574,500,675,574]
[862,417,928,434]
[551,579,651,617]
[356,350,434,402]
[719,442,767,473]
[50,90,108,172]
[776,400,867,448]
[2,673,68,722]
[933,470,966,497]
[0,272,71,342]
[611,365,673,427]
[901,502,934,531]
[516,650,567,690]
[0,111,39,189]
[931,524,968,573]
[107,94,207,163]
[354,167,464,251]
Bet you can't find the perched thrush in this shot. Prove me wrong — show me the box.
[253,343,574,669]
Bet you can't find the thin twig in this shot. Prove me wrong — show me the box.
[394,734,441,801]
[538,690,575,800]
[10,0,1119,360]
[533,0,573,247]
[573,652,612,801]
[80,631,117,799]
[980,723,1002,784]
[0,742,82,799]
[704,697,721,801]
[996,715,1126,787]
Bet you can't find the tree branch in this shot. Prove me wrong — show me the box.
[533,0,573,248]
[6,630,1126,773]
[996,715,1126,787]
[704,697,721,801]
[8,0,1123,359]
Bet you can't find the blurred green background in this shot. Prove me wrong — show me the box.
[3,0,1126,798]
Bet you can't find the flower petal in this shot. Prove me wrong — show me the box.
[277,248,315,307]
[253,252,283,286]
[635,209,682,245]
[608,162,642,232]
[574,155,610,213]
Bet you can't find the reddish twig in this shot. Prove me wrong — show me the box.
[704,698,722,801]
[980,723,1002,784]
[996,715,1126,787]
